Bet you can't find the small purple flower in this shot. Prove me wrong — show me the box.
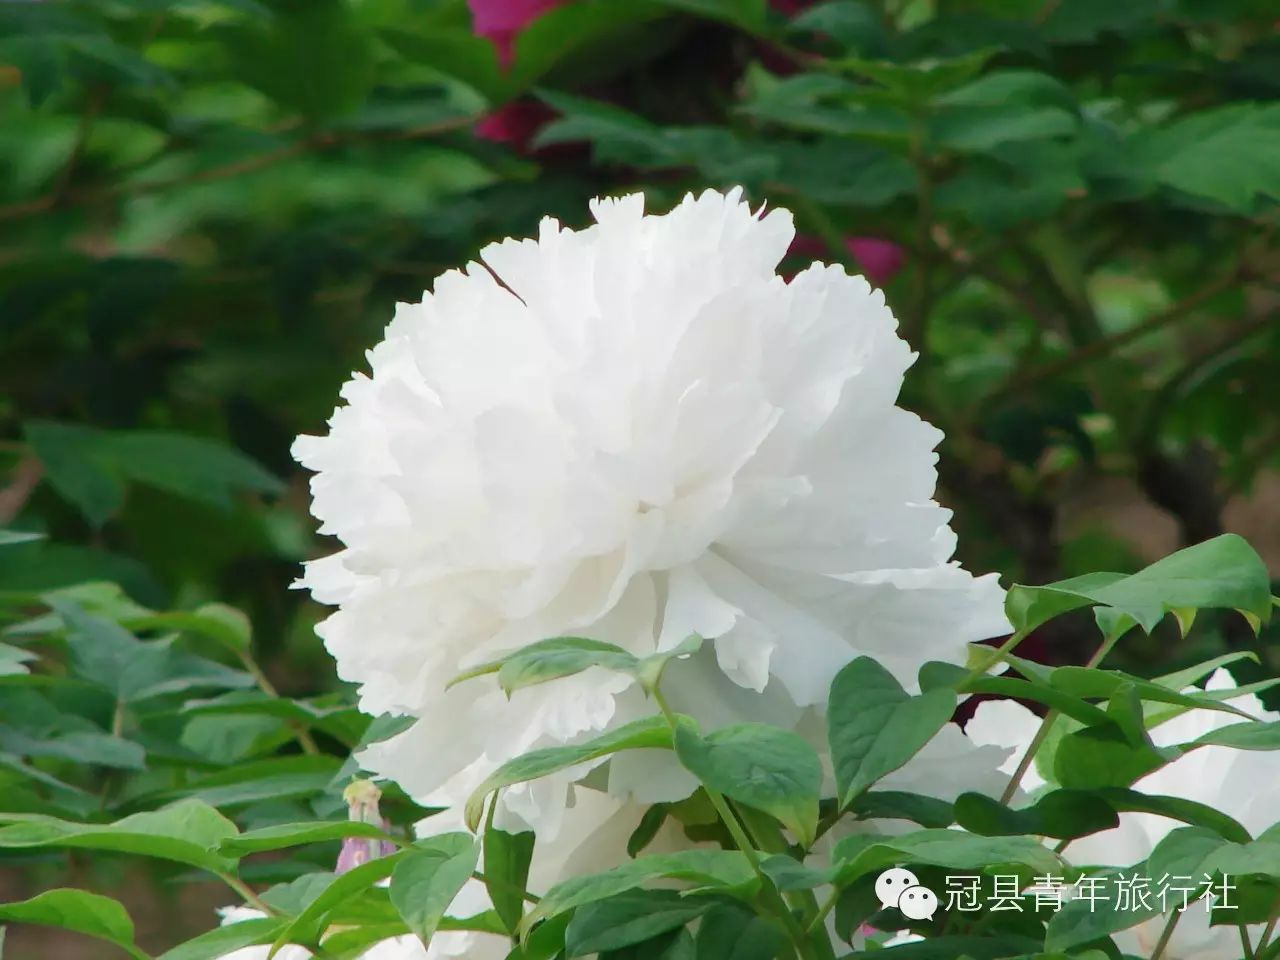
[335,780,396,875]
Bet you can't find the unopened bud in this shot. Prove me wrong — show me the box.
[336,779,396,875]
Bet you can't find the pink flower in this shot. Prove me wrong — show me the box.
[846,236,906,287]
[335,780,396,875]
[788,234,907,287]
[469,0,570,65]
[475,99,558,152]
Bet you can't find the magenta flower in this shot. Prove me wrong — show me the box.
[475,99,558,152]
[789,234,907,287]
[469,0,570,65]
[845,236,907,287]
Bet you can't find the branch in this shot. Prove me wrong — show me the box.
[0,456,44,525]
[986,267,1243,405]
[0,115,476,223]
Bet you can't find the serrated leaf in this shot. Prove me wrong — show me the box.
[1005,535,1271,634]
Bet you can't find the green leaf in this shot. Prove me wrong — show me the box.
[156,917,283,960]
[1095,789,1250,843]
[758,855,831,891]
[673,721,821,846]
[565,889,714,957]
[0,530,44,547]
[627,804,669,858]
[1152,652,1258,691]
[1190,719,1280,750]
[24,421,125,527]
[828,657,956,807]
[847,791,955,828]
[0,889,146,960]
[954,789,1118,840]
[390,833,481,945]
[484,827,535,934]
[161,755,343,808]
[219,821,396,858]
[1045,867,1163,953]
[1132,103,1280,211]
[222,0,375,120]
[1005,535,1272,634]
[521,850,758,934]
[0,726,145,771]
[1049,665,1257,720]
[0,798,239,872]
[931,104,1077,152]
[52,598,252,703]
[838,50,997,103]
[465,716,672,830]
[448,637,639,695]
[693,903,786,960]
[831,829,1062,886]
[274,855,406,950]
[841,935,1046,959]
[1054,721,1177,789]
[131,603,253,653]
[1147,826,1229,879]
[24,421,282,525]
[651,0,768,32]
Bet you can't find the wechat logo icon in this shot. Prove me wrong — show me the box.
[875,867,939,921]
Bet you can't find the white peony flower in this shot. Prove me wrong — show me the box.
[294,187,1009,832]
[971,670,1280,960]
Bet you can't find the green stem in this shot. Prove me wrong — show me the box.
[216,872,275,916]
[236,648,320,755]
[806,889,840,936]
[1242,923,1257,960]
[960,630,1027,689]
[1150,910,1182,960]
[473,870,540,905]
[998,632,1119,805]
[1258,915,1278,953]
[111,698,126,738]
[652,688,821,960]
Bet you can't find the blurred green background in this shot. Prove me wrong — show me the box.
[1,0,1279,952]
[5,0,1278,684]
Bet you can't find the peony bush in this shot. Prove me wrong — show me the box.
[1,190,1278,960]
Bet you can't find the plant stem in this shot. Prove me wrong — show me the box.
[960,630,1027,688]
[998,633,1118,805]
[806,889,840,936]
[0,115,476,222]
[1242,923,1257,960]
[1257,915,1278,953]
[111,698,126,738]
[652,687,822,960]
[473,870,540,904]
[1150,910,1183,960]
[236,648,321,755]
[216,872,275,916]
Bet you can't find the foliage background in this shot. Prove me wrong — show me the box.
[1,0,1278,954]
